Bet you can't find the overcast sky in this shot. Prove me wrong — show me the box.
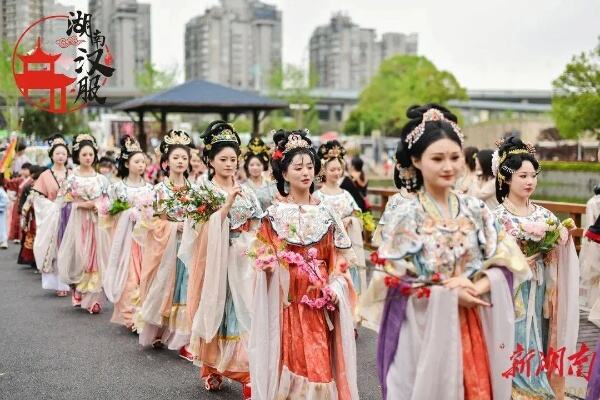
[62,0,599,90]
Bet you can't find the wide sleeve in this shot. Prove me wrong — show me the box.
[32,171,48,197]
[378,204,422,260]
[328,205,353,250]
[474,200,530,287]
[344,190,361,213]
[245,185,265,219]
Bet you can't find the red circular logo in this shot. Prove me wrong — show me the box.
[12,13,113,114]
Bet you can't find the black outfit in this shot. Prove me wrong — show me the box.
[340,176,369,212]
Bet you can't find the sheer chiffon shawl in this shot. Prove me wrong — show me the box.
[102,208,136,302]
[32,195,60,273]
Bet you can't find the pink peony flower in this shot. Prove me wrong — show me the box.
[522,221,547,241]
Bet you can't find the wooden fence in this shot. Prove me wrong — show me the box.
[366,187,586,250]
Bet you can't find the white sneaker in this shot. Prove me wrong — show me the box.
[0,241,7,249]
[12,239,20,244]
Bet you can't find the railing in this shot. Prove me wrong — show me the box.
[366,187,586,251]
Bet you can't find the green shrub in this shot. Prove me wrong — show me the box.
[540,161,600,172]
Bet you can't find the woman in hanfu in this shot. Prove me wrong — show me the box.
[2,162,32,243]
[586,195,600,400]
[249,129,359,400]
[241,136,277,211]
[181,121,262,399]
[135,129,194,360]
[492,137,580,400]
[57,134,111,314]
[314,140,366,299]
[31,135,71,296]
[361,104,530,400]
[17,165,46,268]
[102,136,153,330]
[580,185,600,326]
[370,147,414,248]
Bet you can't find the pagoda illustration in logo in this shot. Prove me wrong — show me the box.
[14,37,76,113]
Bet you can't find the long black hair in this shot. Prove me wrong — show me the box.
[477,149,494,181]
[201,120,241,180]
[395,104,463,192]
[464,146,478,172]
[270,129,320,196]
[495,136,540,203]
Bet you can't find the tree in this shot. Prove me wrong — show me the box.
[265,64,320,134]
[21,106,89,139]
[135,61,178,95]
[344,55,467,136]
[0,40,22,131]
[552,43,600,139]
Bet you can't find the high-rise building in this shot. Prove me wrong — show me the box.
[0,0,44,47]
[185,0,282,90]
[88,0,151,91]
[309,13,418,90]
[0,0,76,60]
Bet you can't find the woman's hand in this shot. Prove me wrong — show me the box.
[177,222,184,233]
[457,287,491,308]
[225,186,242,208]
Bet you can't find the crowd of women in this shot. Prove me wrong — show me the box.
[5,103,600,400]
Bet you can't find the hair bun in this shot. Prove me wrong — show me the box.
[318,140,346,161]
[201,120,240,147]
[406,103,457,123]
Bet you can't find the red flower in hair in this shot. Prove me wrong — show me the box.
[272,149,283,160]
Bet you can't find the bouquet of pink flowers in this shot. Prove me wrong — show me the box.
[248,245,337,311]
[520,217,576,257]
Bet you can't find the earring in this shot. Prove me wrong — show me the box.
[283,181,290,194]
[398,165,418,191]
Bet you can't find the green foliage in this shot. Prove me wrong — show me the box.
[0,40,22,130]
[540,160,600,172]
[345,55,467,136]
[21,106,89,139]
[135,61,178,95]
[266,64,319,134]
[552,44,600,138]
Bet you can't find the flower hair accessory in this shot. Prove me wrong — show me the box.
[319,143,346,161]
[406,109,464,149]
[205,128,239,150]
[73,133,98,151]
[283,132,311,154]
[243,137,270,163]
[49,136,67,147]
[120,136,143,159]
[163,129,191,153]
[492,138,537,180]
